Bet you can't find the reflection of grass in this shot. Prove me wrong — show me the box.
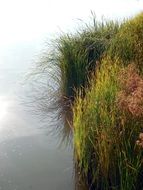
[73,57,143,189]
[26,58,73,146]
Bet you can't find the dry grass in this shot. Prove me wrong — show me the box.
[117,64,143,118]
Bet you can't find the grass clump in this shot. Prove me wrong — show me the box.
[73,57,143,190]
[109,12,143,72]
[54,19,120,100]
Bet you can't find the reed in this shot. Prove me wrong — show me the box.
[34,13,143,189]
[109,12,143,73]
[54,18,120,100]
[73,57,143,189]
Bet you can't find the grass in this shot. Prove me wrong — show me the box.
[109,12,143,73]
[73,57,143,189]
[72,14,143,189]
[48,18,120,100]
[35,12,143,190]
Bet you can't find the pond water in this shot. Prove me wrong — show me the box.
[0,42,84,190]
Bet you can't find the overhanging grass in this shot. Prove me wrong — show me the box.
[58,20,120,99]
[42,18,120,101]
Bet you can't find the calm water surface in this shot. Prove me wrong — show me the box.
[0,42,77,190]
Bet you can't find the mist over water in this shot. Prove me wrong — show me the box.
[0,1,142,189]
[0,38,75,190]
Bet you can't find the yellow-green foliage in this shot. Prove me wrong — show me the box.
[36,12,143,189]
[56,20,120,99]
[74,58,120,188]
[109,12,143,72]
[73,57,143,189]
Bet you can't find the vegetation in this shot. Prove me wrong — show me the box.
[52,19,120,100]
[73,58,143,189]
[109,12,143,72]
[38,12,143,190]
[72,13,143,190]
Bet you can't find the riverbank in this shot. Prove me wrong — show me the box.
[41,12,143,190]
[73,13,143,190]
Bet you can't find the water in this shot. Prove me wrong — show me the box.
[0,41,75,190]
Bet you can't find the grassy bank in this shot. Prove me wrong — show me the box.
[38,12,143,190]
[73,13,143,189]
[43,18,120,102]
[109,12,143,72]
[73,58,143,189]
[58,20,120,100]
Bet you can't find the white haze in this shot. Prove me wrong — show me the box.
[0,0,142,46]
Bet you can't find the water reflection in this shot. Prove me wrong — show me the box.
[23,59,73,145]
[0,97,9,121]
[24,58,88,190]
[0,54,75,190]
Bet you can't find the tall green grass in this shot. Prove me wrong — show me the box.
[54,19,120,100]
[109,12,143,72]
[34,12,143,189]
[73,57,143,190]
